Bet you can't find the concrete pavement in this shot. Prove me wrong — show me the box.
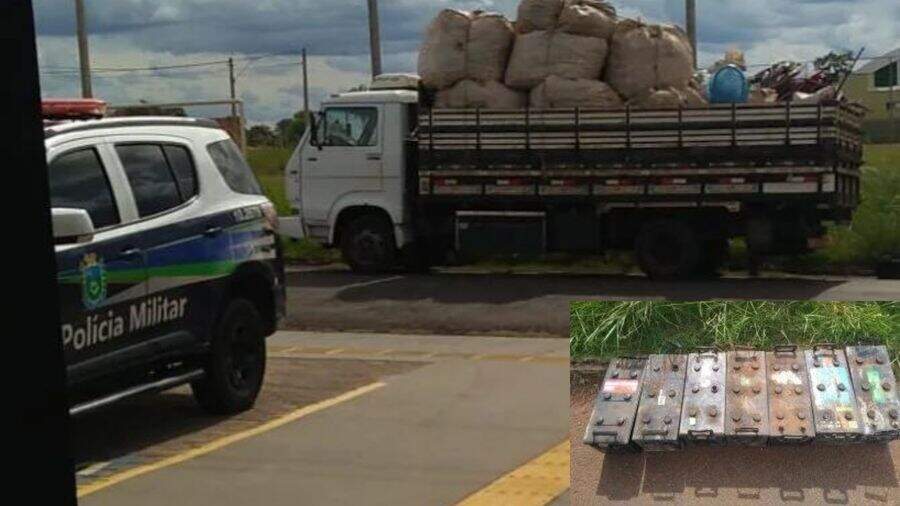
[79,331,570,505]
[283,268,900,337]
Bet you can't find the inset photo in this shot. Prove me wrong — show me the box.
[570,301,900,505]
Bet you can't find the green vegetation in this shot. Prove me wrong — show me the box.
[246,146,339,264]
[570,301,900,361]
[814,144,899,268]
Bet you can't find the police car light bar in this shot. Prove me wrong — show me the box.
[42,98,107,120]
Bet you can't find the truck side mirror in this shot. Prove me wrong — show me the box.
[51,208,95,245]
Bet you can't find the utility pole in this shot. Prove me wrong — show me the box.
[228,57,237,118]
[302,48,310,122]
[685,0,697,68]
[367,0,383,78]
[74,0,93,97]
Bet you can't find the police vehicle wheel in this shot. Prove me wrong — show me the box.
[342,215,396,274]
[635,219,702,280]
[192,298,266,414]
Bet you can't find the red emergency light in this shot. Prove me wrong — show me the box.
[42,98,107,120]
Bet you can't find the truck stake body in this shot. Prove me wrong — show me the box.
[584,357,647,452]
[633,354,688,451]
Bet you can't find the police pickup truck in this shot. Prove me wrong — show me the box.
[45,100,285,415]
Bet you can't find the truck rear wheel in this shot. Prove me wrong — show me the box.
[341,214,396,273]
[192,298,266,414]
[635,219,702,279]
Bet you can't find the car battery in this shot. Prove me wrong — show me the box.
[805,344,863,443]
[724,348,769,445]
[766,345,816,444]
[845,345,900,442]
[632,354,688,452]
[583,357,647,452]
[679,348,727,445]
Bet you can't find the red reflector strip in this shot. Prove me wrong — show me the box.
[604,179,637,186]
[786,175,818,183]
[550,179,577,186]
[719,177,746,184]
[434,178,458,186]
[660,178,688,185]
[496,178,529,186]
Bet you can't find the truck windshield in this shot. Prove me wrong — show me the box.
[323,107,378,147]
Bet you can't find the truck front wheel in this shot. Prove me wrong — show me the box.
[341,214,396,273]
[635,219,702,280]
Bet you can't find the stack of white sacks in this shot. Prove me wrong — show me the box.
[417,0,707,110]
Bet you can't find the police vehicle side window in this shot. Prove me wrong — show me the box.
[206,139,263,195]
[162,145,198,200]
[48,148,119,228]
[116,144,184,217]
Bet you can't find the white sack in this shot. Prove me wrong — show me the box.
[516,0,565,33]
[629,87,707,109]
[530,76,623,109]
[434,80,528,109]
[418,10,514,90]
[505,30,608,90]
[606,20,695,99]
[558,0,617,39]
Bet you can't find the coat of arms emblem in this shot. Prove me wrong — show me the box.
[80,253,107,309]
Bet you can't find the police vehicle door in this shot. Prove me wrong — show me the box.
[108,140,209,353]
[50,141,149,382]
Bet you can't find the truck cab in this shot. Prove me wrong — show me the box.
[285,82,418,272]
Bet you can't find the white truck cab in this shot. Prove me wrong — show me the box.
[285,79,419,271]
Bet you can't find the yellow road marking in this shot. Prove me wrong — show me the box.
[77,381,386,498]
[456,440,570,506]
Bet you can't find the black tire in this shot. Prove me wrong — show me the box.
[634,219,702,280]
[341,214,396,273]
[192,298,266,414]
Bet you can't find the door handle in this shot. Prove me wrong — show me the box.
[366,154,382,161]
[204,226,223,237]
[120,247,142,259]
[306,157,318,162]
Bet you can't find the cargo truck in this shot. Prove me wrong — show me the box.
[282,75,864,279]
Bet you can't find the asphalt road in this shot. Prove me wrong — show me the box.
[283,267,900,337]
[78,331,570,505]
[570,379,900,505]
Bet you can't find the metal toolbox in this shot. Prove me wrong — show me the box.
[805,344,863,443]
[583,357,647,452]
[725,348,769,445]
[679,348,727,445]
[766,345,816,444]
[845,345,900,442]
[633,354,688,452]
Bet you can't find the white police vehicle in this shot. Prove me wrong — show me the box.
[45,100,285,415]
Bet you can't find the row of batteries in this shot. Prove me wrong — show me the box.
[583,344,900,452]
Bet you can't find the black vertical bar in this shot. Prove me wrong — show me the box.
[816,103,823,145]
[786,101,792,146]
[678,106,684,148]
[626,105,632,149]
[475,107,482,171]
[731,102,737,147]
[574,107,581,151]
[4,1,76,504]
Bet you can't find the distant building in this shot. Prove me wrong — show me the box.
[844,48,898,142]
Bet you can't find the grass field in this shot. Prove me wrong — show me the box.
[247,146,339,263]
[247,144,898,269]
[570,301,900,361]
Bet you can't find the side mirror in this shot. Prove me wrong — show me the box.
[52,208,95,244]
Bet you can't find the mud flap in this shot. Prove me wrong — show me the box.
[766,345,816,444]
[583,357,647,453]
[845,345,900,442]
[633,354,688,452]
[725,348,769,445]
[679,348,727,445]
[805,344,863,443]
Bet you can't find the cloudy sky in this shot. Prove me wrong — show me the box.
[34,0,899,124]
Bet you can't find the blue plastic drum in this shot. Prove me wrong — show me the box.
[708,64,749,104]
